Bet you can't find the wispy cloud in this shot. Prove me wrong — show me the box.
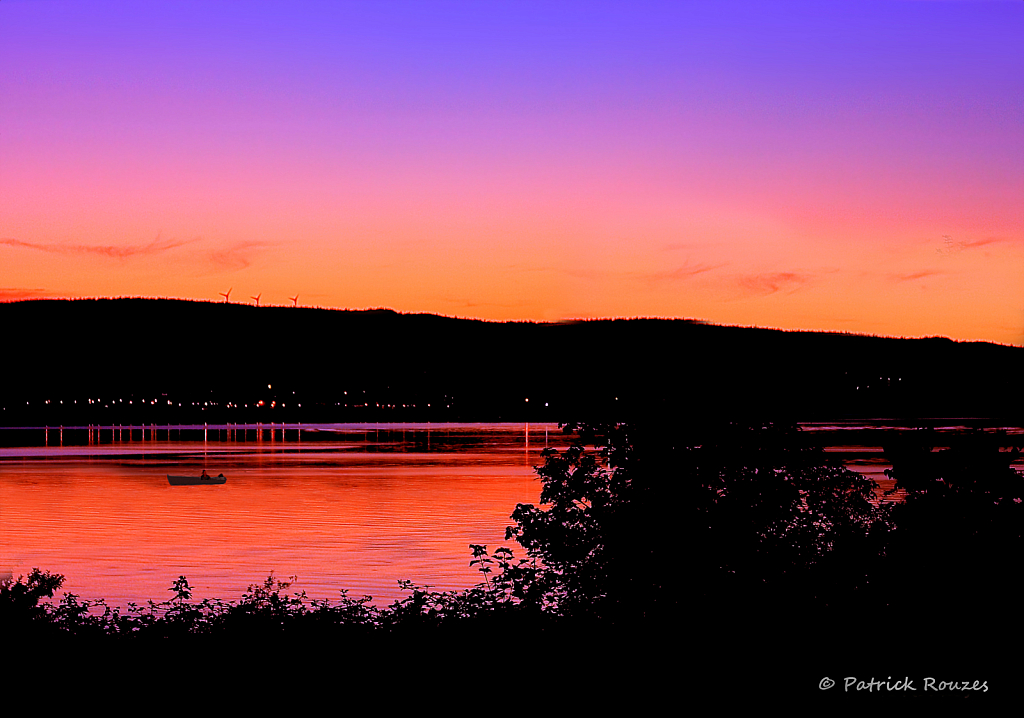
[891,270,943,282]
[960,238,1008,250]
[0,287,50,302]
[555,261,726,283]
[2,233,272,275]
[936,235,1014,256]
[208,241,266,272]
[642,262,727,283]
[737,271,813,296]
[0,234,196,259]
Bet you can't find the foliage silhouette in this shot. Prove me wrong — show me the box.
[3,417,1020,690]
[879,429,1024,626]
[0,422,891,635]
[0,568,64,625]
[495,420,894,626]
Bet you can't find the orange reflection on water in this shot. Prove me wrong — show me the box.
[0,427,558,608]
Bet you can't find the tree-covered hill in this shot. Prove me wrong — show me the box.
[1,298,1019,425]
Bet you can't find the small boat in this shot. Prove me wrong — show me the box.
[168,474,226,485]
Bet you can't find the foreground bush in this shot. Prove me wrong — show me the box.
[4,421,1020,649]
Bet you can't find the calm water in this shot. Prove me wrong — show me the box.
[2,421,1020,608]
[0,423,562,607]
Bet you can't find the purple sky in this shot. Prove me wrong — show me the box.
[2,1,1021,343]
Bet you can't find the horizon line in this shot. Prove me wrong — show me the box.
[2,295,1021,348]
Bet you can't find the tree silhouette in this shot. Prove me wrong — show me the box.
[880,429,1024,623]
[500,421,889,624]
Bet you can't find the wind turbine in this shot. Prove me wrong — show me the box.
[250,293,262,306]
[219,288,232,303]
[290,295,299,307]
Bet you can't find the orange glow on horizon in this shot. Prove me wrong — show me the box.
[2,2,1020,345]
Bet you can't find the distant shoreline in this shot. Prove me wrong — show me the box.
[3,298,1021,426]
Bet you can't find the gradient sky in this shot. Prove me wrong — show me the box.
[2,1,1021,344]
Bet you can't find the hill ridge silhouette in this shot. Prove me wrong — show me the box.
[12,295,1017,344]
[1,298,1019,425]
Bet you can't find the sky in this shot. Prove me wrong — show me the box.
[1,1,1021,344]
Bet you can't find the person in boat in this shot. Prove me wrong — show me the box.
[201,469,210,480]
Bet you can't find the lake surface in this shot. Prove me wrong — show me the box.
[2,421,1020,608]
[0,423,563,608]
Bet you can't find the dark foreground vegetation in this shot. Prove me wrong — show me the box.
[4,421,1022,702]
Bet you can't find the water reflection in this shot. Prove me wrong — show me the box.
[0,423,560,609]
[3,421,1020,608]
[4,422,561,450]
[806,421,1024,503]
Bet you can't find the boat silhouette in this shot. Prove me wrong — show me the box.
[168,473,226,485]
